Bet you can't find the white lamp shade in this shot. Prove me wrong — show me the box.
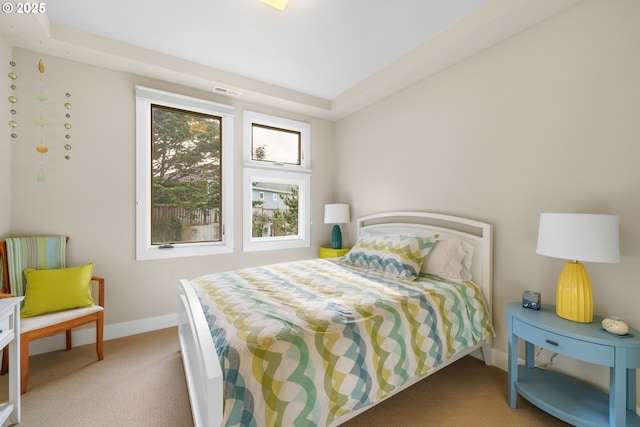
[324,204,350,224]
[536,213,620,263]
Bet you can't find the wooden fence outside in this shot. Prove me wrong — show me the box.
[153,204,219,226]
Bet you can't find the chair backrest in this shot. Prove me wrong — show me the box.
[0,236,67,297]
[0,242,9,295]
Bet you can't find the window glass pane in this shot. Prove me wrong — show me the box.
[151,104,222,245]
[251,181,299,238]
[251,124,301,165]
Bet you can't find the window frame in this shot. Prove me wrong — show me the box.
[135,86,234,260]
[242,110,311,252]
[250,123,301,166]
[243,111,310,170]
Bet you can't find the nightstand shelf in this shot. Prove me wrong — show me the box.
[507,302,640,427]
[319,247,350,258]
[515,366,640,427]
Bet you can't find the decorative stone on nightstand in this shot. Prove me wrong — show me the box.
[602,316,630,335]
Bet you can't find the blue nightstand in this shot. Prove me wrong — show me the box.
[507,302,640,427]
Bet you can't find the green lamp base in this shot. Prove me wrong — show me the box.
[331,225,342,249]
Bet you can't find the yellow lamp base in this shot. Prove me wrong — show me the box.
[556,261,593,323]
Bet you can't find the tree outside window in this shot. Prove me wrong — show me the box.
[151,105,222,244]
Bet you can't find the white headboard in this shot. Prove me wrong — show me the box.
[356,211,493,315]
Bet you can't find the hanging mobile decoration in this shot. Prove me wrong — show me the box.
[8,60,18,140]
[9,56,76,180]
[35,58,48,182]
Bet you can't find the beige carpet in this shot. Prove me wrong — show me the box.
[343,356,570,427]
[0,327,193,427]
[0,328,569,426]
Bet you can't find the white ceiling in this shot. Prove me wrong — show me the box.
[48,0,490,100]
[1,0,582,120]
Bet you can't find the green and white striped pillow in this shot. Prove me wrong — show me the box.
[344,233,438,280]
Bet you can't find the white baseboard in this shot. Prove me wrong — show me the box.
[491,347,508,372]
[28,312,179,356]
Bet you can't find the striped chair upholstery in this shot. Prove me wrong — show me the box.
[4,236,67,297]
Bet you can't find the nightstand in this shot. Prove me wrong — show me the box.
[319,247,350,258]
[0,297,22,425]
[507,302,640,427]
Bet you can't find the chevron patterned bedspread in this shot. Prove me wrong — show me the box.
[190,258,493,427]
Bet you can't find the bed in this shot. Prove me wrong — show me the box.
[178,211,494,427]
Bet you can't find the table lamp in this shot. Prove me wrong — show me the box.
[324,204,350,249]
[536,213,619,323]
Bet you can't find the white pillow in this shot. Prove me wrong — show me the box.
[422,238,474,281]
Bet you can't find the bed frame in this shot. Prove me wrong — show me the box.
[178,211,493,427]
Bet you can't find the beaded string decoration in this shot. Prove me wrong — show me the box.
[64,91,72,160]
[8,60,18,140]
[62,50,73,160]
[34,58,49,181]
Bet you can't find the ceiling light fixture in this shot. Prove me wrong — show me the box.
[261,0,289,10]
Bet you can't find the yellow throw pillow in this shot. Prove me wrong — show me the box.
[21,263,95,318]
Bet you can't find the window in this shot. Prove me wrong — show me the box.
[243,111,310,252]
[135,86,234,260]
[251,124,301,165]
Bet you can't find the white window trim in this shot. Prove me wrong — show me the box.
[242,110,311,252]
[243,168,310,252]
[243,110,310,172]
[135,86,234,260]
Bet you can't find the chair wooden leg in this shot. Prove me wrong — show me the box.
[1,347,8,375]
[66,330,72,351]
[20,337,29,394]
[96,313,104,360]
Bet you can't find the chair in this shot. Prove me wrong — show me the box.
[0,236,104,394]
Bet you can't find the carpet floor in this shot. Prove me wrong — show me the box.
[0,327,570,426]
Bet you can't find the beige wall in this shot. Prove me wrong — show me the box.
[6,48,335,325]
[334,0,640,382]
[0,37,11,236]
[4,0,639,391]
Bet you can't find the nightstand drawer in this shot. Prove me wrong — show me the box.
[0,315,14,349]
[513,317,614,366]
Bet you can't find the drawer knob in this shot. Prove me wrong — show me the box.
[545,339,559,346]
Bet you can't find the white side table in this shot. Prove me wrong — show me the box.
[0,297,22,425]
